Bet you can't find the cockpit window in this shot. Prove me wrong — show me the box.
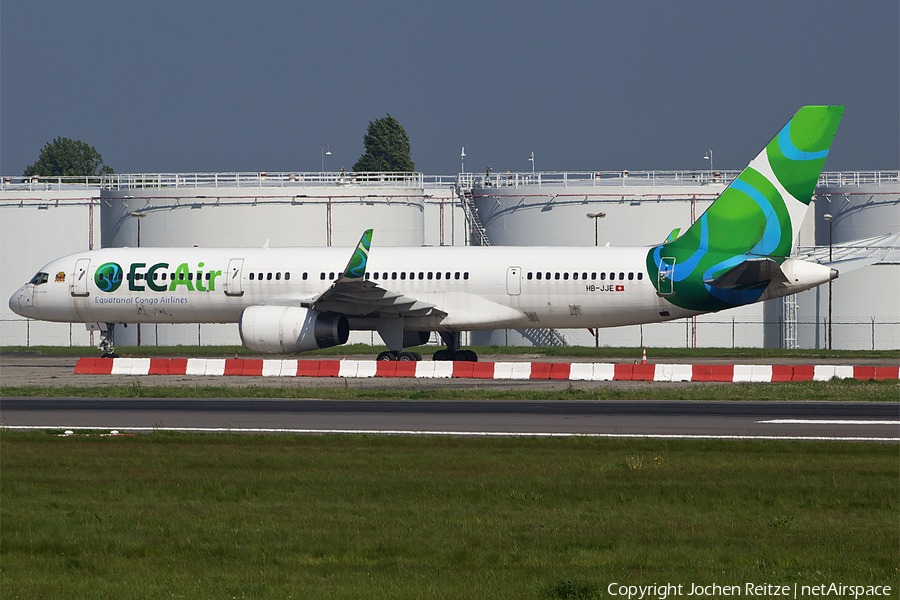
[29,272,49,286]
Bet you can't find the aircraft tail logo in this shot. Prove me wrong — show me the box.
[647,105,844,311]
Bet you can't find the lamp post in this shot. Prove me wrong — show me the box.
[130,211,147,346]
[586,212,606,247]
[529,152,534,174]
[460,146,466,173]
[703,149,713,181]
[321,144,331,174]
[824,213,833,350]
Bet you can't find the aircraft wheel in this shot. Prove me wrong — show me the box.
[432,349,450,361]
[100,352,119,359]
[454,350,478,362]
[398,352,420,362]
[377,351,398,361]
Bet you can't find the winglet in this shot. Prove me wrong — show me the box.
[341,229,373,280]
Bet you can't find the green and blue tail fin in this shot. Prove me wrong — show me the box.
[647,105,844,311]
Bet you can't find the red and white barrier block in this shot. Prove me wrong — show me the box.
[75,357,899,382]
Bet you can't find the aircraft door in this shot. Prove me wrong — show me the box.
[71,258,91,297]
[506,266,521,296]
[224,258,244,297]
[657,257,675,297]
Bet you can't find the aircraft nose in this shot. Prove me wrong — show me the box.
[8,285,31,317]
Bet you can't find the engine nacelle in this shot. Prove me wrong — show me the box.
[239,306,349,354]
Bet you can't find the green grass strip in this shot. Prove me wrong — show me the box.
[2,433,897,599]
[2,379,898,401]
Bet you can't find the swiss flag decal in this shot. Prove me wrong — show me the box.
[615,285,625,292]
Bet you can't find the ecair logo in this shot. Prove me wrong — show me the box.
[94,261,222,293]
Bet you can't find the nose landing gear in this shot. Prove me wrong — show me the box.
[96,322,119,358]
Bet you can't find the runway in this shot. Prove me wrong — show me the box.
[2,398,898,441]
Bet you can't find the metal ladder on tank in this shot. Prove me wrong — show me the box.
[455,184,568,348]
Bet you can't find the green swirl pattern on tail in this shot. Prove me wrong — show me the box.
[646,106,844,312]
[344,229,373,279]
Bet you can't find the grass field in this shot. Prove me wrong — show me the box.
[4,344,898,360]
[1,433,897,599]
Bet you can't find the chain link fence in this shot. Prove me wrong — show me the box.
[2,317,898,351]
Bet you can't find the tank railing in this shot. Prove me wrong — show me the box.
[816,171,900,187]
[1,175,106,191]
[99,171,426,190]
[5,170,898,192]
[465,170,739,189]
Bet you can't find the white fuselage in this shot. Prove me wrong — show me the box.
[8,245,696,331]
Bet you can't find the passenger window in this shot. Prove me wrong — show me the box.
[436,272,441,280]
[373,272,379,280]
[364,273,370,280]
[591,273,596,280]
[628,272,634,280]
[401,272,406,280]
[249,272,254,280]
[536,272,542,280]
[445,272,450,279]
[555,273,560,280]
[637,272,643,280]
[582,272,587,280]
[463,272,469,280]
[573,272,578,280]
[427,272,433,280]
[285,272,291,281]
[418,272,424,280]
[302,273,307,280]
[455,272,460,280]
[545,272,551,280]
[320,273,325,280]
[619,272,624,280]
[600,273,606,280]
[162,273,167,281]
[563,273,569,280]
[267,273,273,281]
[392,273,397,280]
[527,272,533,280]
[276,273,281,281]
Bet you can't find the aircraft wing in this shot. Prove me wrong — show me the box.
[265,229,447,319]
[703,257,789,290]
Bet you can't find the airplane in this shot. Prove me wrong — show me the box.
[9,105,844,361]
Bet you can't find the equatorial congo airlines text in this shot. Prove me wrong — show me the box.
[606,582,892,600]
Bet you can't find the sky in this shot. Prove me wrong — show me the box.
[2,0,898,176]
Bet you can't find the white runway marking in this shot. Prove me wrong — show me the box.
[757,419,900,425]
[3,425,897,442]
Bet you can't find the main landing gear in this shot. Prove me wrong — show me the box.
[377,351,422,362]
[374,329,478,362]
[432,332,478,362]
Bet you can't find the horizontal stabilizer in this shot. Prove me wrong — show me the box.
[704,258,789,290]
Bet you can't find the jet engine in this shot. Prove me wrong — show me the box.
[239,306,349,354]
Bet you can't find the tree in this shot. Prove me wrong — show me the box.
[352,114,415,172]
[23,137,114,177]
